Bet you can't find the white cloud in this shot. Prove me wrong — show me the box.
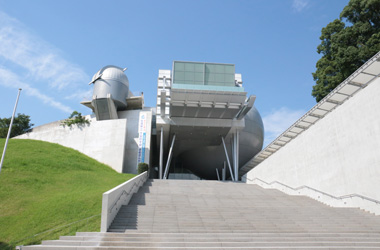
[292,0,309,13]
[262,107,305,147]
[0,67,73,114]
[64,89,93,101]
[0,11,90,113]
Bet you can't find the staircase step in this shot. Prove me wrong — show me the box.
[20,180,380,249]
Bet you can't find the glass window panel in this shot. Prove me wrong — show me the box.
[224,65,234,74]
[174,62,236,86]
[175,62,185,71]
[215,73,224,82]
[185,72,195,81]
[224,74,235,85]
[174,71,185,81]
[185,62,195,71]
[205,72,215,82]
[214,65,224,73]
[194,63,204,72]
[205,64,215,73]
[194,72,203,82]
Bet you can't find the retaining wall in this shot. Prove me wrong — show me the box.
[244,77,380,213]
[17,115,128,173]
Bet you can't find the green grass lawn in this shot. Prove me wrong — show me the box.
[0,139,135,250]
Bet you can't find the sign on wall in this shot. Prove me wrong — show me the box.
[137,113,147,164]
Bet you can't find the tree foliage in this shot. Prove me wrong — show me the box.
[137,162,149,174]
[61,111,90,128]
[312,0,380,102]
[0,113,34,138]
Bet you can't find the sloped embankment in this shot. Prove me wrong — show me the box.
[0,139,135,249]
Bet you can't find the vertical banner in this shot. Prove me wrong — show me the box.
[137,113,147,164]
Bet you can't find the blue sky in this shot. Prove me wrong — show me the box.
[0,0,349,146]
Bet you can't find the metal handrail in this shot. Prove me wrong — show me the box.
[247,177,380,205]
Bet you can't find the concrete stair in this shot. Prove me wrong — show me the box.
[21,179,380,249]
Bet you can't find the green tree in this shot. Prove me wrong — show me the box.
[0,113,34,138]
[312,0,380,102]
[61,111,90,128]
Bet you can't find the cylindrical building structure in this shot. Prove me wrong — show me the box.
[91,65,130,109]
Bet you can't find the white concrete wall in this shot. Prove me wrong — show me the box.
[119,108,153,174]
[244,77,380,213]
[101,171,148,232]
[17,108,153,174]
[16,115,128,173]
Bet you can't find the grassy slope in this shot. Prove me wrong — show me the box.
[0,139,135,249]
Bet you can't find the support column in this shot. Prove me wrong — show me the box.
[235,131,239,182]
[216,168,220,181]
[221,136,235,181]
[231,131,239,182]
[232,136,235,182]
[159,127,163,179]
[163,134,176,179]
[222,162,226,181]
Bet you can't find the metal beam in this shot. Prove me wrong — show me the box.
[221,136,235,181]
[163,134,176,179]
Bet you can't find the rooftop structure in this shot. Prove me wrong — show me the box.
[156,61,263,180]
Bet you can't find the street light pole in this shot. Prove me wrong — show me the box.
[0,88,22,174]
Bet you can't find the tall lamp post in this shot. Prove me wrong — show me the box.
[0,88,22,174]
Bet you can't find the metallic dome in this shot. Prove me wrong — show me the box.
[92,65,130,109]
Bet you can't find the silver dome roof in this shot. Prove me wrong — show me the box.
[91,65,129,87]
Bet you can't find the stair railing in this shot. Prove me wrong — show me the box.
[101,171,148,232]
[245,177,380,215]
